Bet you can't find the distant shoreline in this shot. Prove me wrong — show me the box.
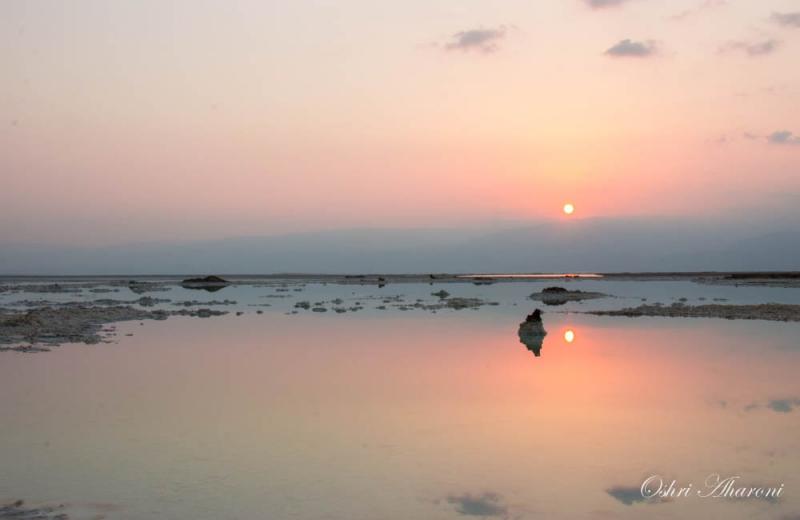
[1,271,799,284]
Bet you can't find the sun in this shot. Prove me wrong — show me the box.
[564,329,575,343]
[563,203,575,215]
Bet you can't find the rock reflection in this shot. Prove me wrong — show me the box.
[518,309,548,357]
[445,492,509,518]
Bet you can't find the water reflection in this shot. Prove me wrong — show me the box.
[2,310,799,519]
[445,492,509,518]
[517,309,547,357]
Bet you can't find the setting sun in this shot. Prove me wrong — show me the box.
[564,329,575,343]
[563,203,575,215]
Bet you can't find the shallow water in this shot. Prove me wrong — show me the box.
[3,278,800,315]
[1,282,800,519]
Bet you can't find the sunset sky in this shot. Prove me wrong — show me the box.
[2,0,799,245]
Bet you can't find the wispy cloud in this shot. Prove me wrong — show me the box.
[670,0,727,22]
[444,27,508,53]
[719,39,781,57]
[771,12,800,28]
[605,39,657,58]
[584,0,631,9]
[767,131,800,146]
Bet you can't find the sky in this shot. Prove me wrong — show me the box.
[1,0,799,246]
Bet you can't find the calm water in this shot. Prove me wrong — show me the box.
[1,282,799,519]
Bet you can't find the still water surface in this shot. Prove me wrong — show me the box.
[1,282,799,519]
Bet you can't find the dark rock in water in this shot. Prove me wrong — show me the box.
[180,275,231,292]
[518,309,547,357]
[182,275,229,284]
[0,500,68,519]
[471,277,495,286]
[444,297,483,310]
[0,303,232,352]
[585,303,800,322]
[128,280,170,294]
[0,305,162,349]
[524,309,543,322]
[176,308,226,318]
[725,272,800,280]
[530,287,607,305]
[137,296,170,307]
[432,290,450,299]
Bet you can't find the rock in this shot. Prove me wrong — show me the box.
[0,305,159,349]
[294,301,311,310]
[585,303,800,322]
[471,277,495,285]
[444,297,483,310]
[185,308,226,318]
[172,299,236,307]
[128,280,170,294]
[180,275,231,292]
[137,296,170,307]
[0,500,69,519]
[518,309,548,357]
[529,287,608,306]
[431,290,450,299]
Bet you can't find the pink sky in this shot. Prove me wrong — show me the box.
[1,0,799,245]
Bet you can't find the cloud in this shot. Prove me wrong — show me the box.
[767,398,800,411]
[719,39,781,57]
[772,12,800,28]
[767,131,800,146]
[605,39,657,58]
[606,486,646,505]
[670,0,727,21]
[584,0,631,9]
[444,27,507,53]
[446,492,509,517]
[607,483,671,506]
[743,396,800,411]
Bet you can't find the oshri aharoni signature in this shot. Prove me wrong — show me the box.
[642,474,785,500]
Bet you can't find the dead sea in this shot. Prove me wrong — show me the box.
[1,274,799,519]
